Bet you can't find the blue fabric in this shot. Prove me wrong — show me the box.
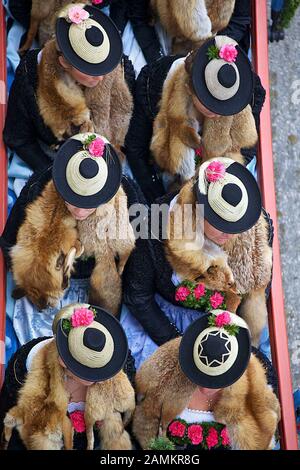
[120,294,206,370]
[247,156,257,180]
[5,315,19,366]
[7,188,16,216]
[259,324,272,361]
[6,271,16,321]
[12,278,90,345]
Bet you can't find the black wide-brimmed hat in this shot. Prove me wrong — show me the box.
[179,311,251,389]
[52,133,122,208]
[56,3,123,76]
[195,158,261,234]
[191,35,253,116]
[54,303,128,382]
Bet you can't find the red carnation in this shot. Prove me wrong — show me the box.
[187,424,203,445]
[210,292,224,309]
[69,410,86,433]
[168,420,186,438]
[175,286,191,302]
[206,427,219,449]
[221,427,230,446]
[194,283,206,300]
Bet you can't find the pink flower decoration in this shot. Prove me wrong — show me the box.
[210,292,224,309]
[92,0,103,4]
[71,307,95,328]
[221,427,230,446]
[168,421,186,438]
[175,286,191,302]
[205,161,226,183]
[206,427,219,449]
[187,424,203,445]
[88,137,105,157]
[215,311,231,328]
[69,410,86,433]
[194,283,206,300]
[68,6,89,24]
[219,44,238,63]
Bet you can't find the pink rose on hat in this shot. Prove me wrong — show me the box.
[215,311,231,328]
[219,44,238,63]
[88,137,105,157]
[205,161,226,183]
[71,307,95,328]
[68,6,89,24]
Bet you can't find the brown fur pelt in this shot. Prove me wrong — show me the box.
[150,0,236,54]
[165,180,240,312]
[77,185,136,316]
[11,181,83,310]
[165,180,273,343]
[19,1,85,53]
[132,337,280,450]
[3,339,135,450]
[19,0,63,54]
[37,39,133,148]
[150,61,257,183]
[223,214,273,345]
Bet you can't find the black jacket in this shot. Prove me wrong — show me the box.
[110,0,164,64]
[0,336,136,449]
[0,166,146,276]
[3,49,135,172]
[220,0,251,54]
[123,192,274,347]
[124,56,266,204]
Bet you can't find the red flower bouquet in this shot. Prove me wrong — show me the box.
[167,419,231,450]
[175,280,226,312]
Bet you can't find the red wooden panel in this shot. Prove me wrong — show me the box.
[0,4,7,388]
[0,0,298,450]
[252,0,298,450]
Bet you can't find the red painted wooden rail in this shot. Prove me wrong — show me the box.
[252,0,298,450]
[0,4,7,389]
[0,0,298,449]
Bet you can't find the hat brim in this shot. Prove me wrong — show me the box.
[179,315,251,389]
[56,306,128,382]
[56,6,123,76]
[192,38,254,116]
[52,138,122,209]
[195,162,262,234]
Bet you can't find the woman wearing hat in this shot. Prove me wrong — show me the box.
[132,313,280,450]
[121,158,273,369]
[125,35,265,203]
[0,133,142,344]
[3,3,134,172]
[0,303,135,450]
